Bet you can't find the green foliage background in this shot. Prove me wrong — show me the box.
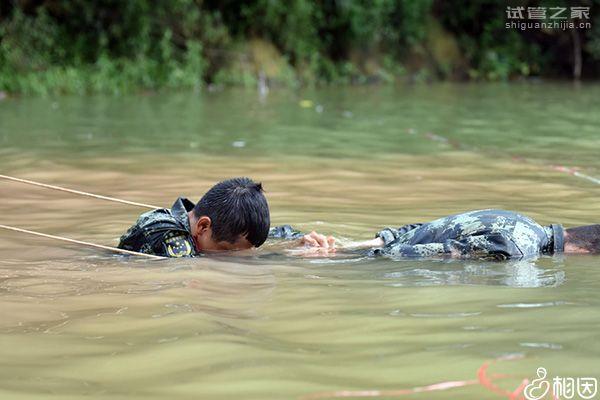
[0,0,599,94]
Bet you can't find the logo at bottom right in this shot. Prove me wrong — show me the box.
[524,367,597,400]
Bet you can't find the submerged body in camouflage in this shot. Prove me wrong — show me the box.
[270,209,564,260]
[371,209,564,260]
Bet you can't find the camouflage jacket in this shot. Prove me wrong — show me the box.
[371,209,564,260]
[118,197,198,257]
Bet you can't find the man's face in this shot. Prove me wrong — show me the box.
[196,229,254,253]
[190,214,255,253]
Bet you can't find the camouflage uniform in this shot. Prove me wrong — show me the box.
[118,197,197,257]
[372,209,564,260]
[273,209,564,260]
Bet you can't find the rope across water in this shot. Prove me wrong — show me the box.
[0,174,159,209]
[0,174,163,259]
[0,224,164,260]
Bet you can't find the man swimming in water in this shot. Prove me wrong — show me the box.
[119,177,599,259]
[273,209,600,260]
[118,177,329,257]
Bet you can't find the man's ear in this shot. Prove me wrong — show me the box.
[196,216,212,234]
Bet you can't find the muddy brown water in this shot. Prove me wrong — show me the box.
[0,83,599,399]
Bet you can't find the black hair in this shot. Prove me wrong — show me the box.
[566,224,600,253]
[193,177,270,247]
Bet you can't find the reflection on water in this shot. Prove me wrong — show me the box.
[381,257,566,288]
[0,83,600,399]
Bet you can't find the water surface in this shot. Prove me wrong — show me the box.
[1,83,599,399]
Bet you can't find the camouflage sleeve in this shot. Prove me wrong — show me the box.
[376,242,447,257]
[268,225,304,240]
[375,223,422,246]
[377,233,521,260]
[144,230,195,257]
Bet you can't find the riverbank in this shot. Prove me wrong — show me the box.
[1,1,598,96]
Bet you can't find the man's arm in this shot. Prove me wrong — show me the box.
[338,223,423,250]
[155,230,195,257]
[375,223,422,246]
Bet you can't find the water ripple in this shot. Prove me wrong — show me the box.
[497,301,573,308]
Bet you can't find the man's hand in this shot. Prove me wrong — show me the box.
[285,231,336,257]
[300,231,336,250]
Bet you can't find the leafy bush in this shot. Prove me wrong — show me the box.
[0,0,598,94]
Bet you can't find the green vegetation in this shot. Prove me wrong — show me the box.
[0,0,599,95]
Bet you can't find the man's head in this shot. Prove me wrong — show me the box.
[190,177,270,252]
[565,225,600,254]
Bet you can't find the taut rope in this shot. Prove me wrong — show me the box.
[0,224,165,260]
[0,174,164,259]
[0,174,159,209]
